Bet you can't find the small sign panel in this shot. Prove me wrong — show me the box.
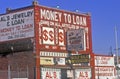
[42,27,55,45]
[95,56,115,66]
[75,68,91,79]
[66,54,90,64]
[67,29,85,51]
[41,68,61,79]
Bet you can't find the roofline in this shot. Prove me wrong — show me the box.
[0,3,90,16]
[0,5,34,16]
[37,5,91,16]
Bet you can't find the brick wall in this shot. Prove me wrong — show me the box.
[0,51,35,79]
[0,57,8,79]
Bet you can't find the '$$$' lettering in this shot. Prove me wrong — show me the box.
[43,29,54,41]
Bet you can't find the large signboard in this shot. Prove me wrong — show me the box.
[0,9,34,42]
[41,68,61,79]
[75,68,91,79]
[95,55,115,66]
[67,29,85,51]
[36,6,91,51]
[95,67,116,79]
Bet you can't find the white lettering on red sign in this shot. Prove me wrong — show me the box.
[40,8,87,26]
[40,9,62,22]
[42,27,55,45]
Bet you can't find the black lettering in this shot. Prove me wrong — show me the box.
[11,19,24,25]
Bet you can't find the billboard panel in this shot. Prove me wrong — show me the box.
[37,6,91,52]
[95,67,116,79]
[41,68,61,79]
[67,29,85,51]
[40,57,65,65]
[40,57,54,65]
[95,55,115,66]
[75,68,91,79]
[70,54,90,64]
[0,9,34,42]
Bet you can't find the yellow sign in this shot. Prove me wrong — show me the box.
[70,54,89,64]
[40,57,54,65]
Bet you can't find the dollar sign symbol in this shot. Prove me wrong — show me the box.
[43,30,48,41]
[59,32,64,43]
[49,31,54,41]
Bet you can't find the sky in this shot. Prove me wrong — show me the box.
[0,0,120,55]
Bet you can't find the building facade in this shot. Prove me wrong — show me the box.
[0,1,94,79]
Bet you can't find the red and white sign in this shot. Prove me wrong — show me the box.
[95,67,116,79]
[40,8,87,26]
[58,29,64,46]
[42,27,55,45]
[41,68,61,79]
[0,9,34,42]
[75,68,91,79]
[95,56,115,66]
[37,6,91,51]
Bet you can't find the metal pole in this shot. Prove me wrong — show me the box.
[115,26,119,66]
[97,59,99,79]
[8,65,11,79]
[27,65,29,78]
[115,26,119,79]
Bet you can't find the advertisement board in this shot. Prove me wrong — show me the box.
[75,68,91,79]
[69,54,90,64]
[67,29,85,51]
[0,9,34,42]
[95,67,116,79]
[40,57,65,65]
[42,26,55,45]
[40,57,54,65]
[95,55,115,66]
[41,68,61,79]
[36,6,91,51]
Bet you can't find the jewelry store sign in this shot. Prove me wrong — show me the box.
[0,9,34,42]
